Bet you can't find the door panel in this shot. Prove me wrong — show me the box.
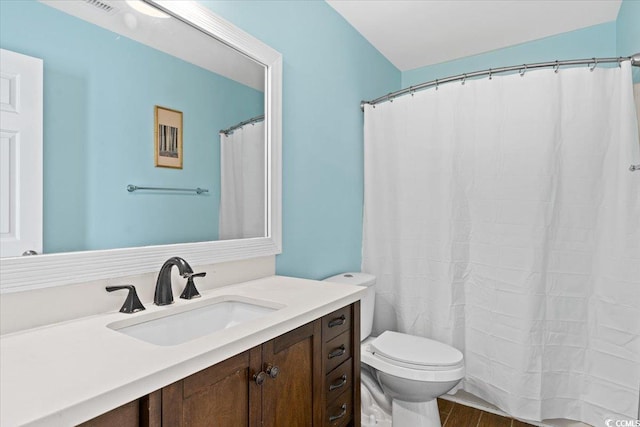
[162,347,262,427]
[77,399,140,427]
[262,321,322,427]
[0,48,43,257]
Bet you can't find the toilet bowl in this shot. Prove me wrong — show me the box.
[362,333,464,426]
[324,273,465,427]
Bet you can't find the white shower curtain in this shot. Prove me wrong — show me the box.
[362,62,640,425]
[219,121,265,240]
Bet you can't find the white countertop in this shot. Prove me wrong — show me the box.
[0,275,365,427]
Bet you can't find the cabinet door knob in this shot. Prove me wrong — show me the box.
[253,371,266,385]
[266,365,280,379]
[328,345,346,359]
[329,404,347,422]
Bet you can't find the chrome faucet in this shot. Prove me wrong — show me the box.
[154,256,194,306]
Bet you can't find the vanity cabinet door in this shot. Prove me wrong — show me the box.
[77,399,141,427]
[261,320,323,427]
[100,303,358,427]
[161,347,262,427]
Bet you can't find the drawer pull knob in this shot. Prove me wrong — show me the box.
[329,404,347,422]
[328,315,346,328]
[253,371,266,385]
[266,365,280,379]
[329,374,348,391]
[328,345,346,359]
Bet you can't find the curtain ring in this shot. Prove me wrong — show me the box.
[409,86,415,97]
[388,93,394,103]
[554,61,560,73]
[589,58,597,72]
[618,57,622,68]
[519,64,527,77]
[461,74,467,85]
[435,79,439,90]
[488,68,492,80]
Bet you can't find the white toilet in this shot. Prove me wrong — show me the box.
[324,273,464,427]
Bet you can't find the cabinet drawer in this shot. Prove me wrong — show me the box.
[325,358,352,403]
[323,305,352,342]
[325,331,351,373]
[326,388,353,427]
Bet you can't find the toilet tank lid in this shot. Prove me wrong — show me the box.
[323,272,376,287]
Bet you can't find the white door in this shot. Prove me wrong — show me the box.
[0,48,43,257]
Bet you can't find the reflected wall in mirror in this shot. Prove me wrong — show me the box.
[0,0,267,257]
[0,0,281,293]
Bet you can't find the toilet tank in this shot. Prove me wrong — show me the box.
[323,272,376,341]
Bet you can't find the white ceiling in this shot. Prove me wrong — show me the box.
[326,0,622,71]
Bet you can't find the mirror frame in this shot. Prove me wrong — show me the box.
[0,0,282,293]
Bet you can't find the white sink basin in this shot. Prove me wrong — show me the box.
[108,297,282,346]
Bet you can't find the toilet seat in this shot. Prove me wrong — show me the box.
[361,334,465,383]
[371,331,463,371]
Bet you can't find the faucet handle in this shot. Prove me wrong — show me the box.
[180,272,206,300]
[106,285,146,313]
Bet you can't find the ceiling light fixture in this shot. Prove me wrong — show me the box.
[125,0,170,19]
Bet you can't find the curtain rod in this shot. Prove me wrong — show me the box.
[361,53,640,111]
[220,114,265,136]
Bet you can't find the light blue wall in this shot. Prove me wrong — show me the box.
[617,0,640,82]
[197,1,401,279]
[0,1,263,254]
[402,22,618,87]
[200,1,636,280]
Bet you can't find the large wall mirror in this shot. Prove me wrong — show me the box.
[0,0,282,292]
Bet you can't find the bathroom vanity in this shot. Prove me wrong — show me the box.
[81,303,359,427]
[0,276,364,426]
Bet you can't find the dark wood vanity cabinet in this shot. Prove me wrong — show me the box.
[321,303,361,427]
[160,320,323,427]
[78,302,360,427]
[160,347,262,426]
[77,399,142,427]
[261,320,323,426]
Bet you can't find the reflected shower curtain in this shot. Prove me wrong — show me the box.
[362,62,640,425]
[219,121,265,240]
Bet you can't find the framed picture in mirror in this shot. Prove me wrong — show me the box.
[155,105,183,169]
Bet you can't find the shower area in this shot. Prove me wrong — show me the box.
[361,57,640,426]
[219,115,266,240]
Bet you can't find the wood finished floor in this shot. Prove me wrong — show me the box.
[438,399,536,427]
